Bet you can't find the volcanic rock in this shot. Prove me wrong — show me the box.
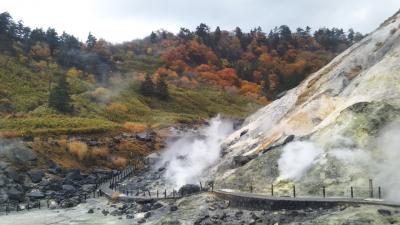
[178,184,201,196]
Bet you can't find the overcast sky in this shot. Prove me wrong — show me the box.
[1,0,400,43]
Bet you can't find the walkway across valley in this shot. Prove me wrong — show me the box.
[99,168,400,210]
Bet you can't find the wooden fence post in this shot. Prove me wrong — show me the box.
[369,179,374,198]
[293,185,296,198]
[378,187,382,199]
[351,187,354,198]
[271,184,274,196]
[323,186,326,198]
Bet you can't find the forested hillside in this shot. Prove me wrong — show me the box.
[0,11,363,136]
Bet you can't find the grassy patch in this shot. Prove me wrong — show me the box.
[0,117,119,137]
[110,83,260,126]
[0,52,262,136]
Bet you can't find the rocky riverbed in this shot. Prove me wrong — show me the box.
[0,129,161,210]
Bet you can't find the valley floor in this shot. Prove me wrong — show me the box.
[2,194,400,225]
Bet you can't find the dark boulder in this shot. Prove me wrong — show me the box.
[140,203,152,212]
[83,175,97,184]
[378,209,392,216]
[0,175,7,187]
[46,180,63,191]
[144,212,151,219]
[136,132,151,142]
[0,161,10,170]
[102,209,109,216]
[232,154,257,168]
[27,190,45,199]
[282,135,295,145]
[28,170,45,183]
[45,190,57,197]
[179,184,201,196]
[13,148,37,163]
[5,168,24,183]
[170,205,178,212]
[60,199,75,208]
[62,184,76,192]
[152,202,163,210]
[48,164,62,174]
[81,184,96,192]
[87,140,100,147]
[240,129,248,137]
[7,187,23,201]
[136,131,156,142]
[110,209,123,216]
[66,169,82,181]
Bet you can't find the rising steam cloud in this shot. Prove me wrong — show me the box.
[276,122,400,202]
[157,116,234,188]
[278,141,322,181]
[374,123,400,201]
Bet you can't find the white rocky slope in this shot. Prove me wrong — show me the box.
[211,10,400,200]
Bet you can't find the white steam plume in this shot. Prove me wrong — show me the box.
[157,116,234,188]
[374,123,400,201]
[278,141,323,181]
[276,123,400,202]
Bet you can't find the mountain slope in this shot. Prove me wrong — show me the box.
[212,10,400,200]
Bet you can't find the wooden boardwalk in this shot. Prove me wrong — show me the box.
[98,167,400,209]
[214,189,400,210]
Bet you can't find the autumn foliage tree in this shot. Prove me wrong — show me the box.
[0,12,364,102]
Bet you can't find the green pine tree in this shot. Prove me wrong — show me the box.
[155,76,169,100]
[140,74,155,96]
[48,72,73,113]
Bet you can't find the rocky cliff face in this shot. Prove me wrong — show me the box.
[211,10,400,200]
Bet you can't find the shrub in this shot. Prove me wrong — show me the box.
[91,147,109,159]
[112,156,128,168]
[91,87,111,102]
[105,103,129,122]
[68,141,88,160]
[117,141,148,156]
[56,138,68,150]
[0,130,21,138]
[122,122,147,132]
